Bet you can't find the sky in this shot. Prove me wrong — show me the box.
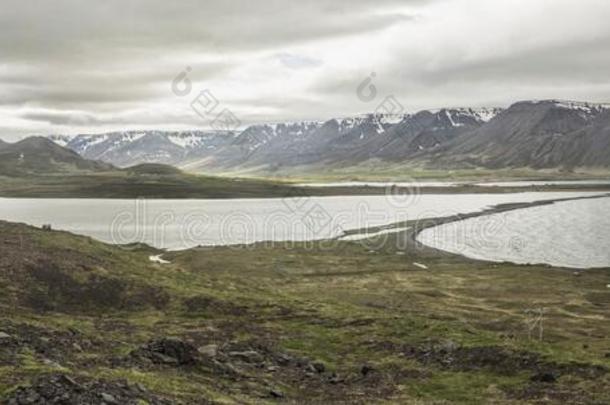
[1,0,610,141]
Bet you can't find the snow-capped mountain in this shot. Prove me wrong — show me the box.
[47,101,610,171]
[49,130,237,167]
[422,100,610,169]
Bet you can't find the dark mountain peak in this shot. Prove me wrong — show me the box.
[14,135,67,150]
[320,119,341,132]
[508,99,609,117]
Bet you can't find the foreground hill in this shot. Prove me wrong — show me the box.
[47,100,610,173]
[0,215,608,403]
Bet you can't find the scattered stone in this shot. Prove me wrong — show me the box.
[440,339,460,353]
[131,338,200,366]
[61,375,80,387]
[276,353,293,365]
[41,358,62,368]
[228,350,264,363]
[135,383,148,393]
[530,371,558,383]
[413,262,429,270]
[327,373,344,384]
[0,331,11,340]
[5,374,171,404]
[269,389,285,399]
[198,344,218,357]
[304,363,316,373]
[100,392,118,404]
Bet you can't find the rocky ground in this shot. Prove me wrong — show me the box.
[0,219,609,404]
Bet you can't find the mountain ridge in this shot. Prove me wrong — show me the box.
[44,99,610,172]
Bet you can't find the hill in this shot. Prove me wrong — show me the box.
[0,137,306,198]
[0,137,113,176]
[0,213,608,403]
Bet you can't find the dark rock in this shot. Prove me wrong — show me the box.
[530,371,558,383]
[269,389,285,399]
[361,364,375,376]
[311,361,326,373]
[228,350,264,363]
[4,374,171,404]
[132,337,199,366]
[327,373,344,384]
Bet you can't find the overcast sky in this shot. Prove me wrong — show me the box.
[1,0,610,140]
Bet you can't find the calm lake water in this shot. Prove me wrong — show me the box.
[417,196,610,269]
[297,180,610,188]
[474,180,610,187]
[295,181,460,187]
[0,192,604,251]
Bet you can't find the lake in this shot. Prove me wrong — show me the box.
[474,180,610,187]
[417,195,610,269]
[296,180,610,188]
[0,192,605,251]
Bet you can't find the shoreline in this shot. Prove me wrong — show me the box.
[1,190,608,270]
[337,192,610,270]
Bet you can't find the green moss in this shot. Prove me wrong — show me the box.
[1,219,609,403]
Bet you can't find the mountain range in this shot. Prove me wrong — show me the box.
[46,100,610,173]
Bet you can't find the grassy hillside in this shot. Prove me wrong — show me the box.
[0,137,112,176]
[245,162,610,183]
[0,170,305,198]
[1,220,608,403]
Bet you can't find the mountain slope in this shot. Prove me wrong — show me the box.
[343,108,501,163]
[50,130,236,168]
[422,100,610,169]
[0,137,113,176]
[553,110,610,168]
[45,100,610,172]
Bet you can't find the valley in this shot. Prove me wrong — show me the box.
[3,1,610,403]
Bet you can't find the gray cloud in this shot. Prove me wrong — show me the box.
[1,0,609,140]
[20,111,104,127]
